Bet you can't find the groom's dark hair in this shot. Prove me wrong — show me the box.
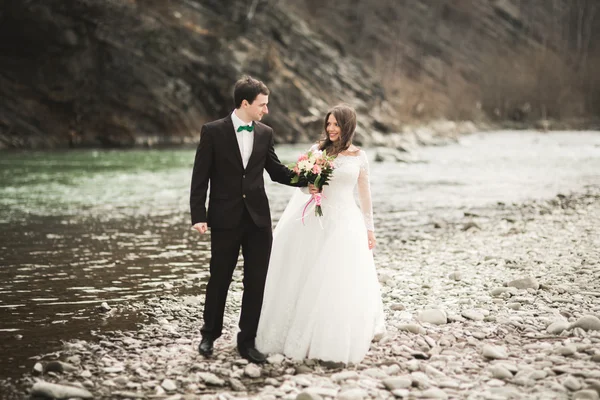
[234,76,270,108]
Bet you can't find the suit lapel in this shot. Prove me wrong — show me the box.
[222,116,243,168]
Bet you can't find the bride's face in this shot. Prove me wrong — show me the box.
[326,114,341,142]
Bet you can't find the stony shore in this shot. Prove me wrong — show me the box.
[7,187,600,400]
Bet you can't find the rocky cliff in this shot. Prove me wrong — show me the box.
[290,0,600,123]
[0,0,598,149]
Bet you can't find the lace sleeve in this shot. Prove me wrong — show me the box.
[300,143,320,194]
[357,150,374,231]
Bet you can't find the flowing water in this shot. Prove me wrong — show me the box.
[1,131,599,381]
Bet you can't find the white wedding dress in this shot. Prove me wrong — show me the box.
[256,147,386,364]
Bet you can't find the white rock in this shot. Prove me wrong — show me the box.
[488,386,522,398]
[547,320,570,334]
[490,365,513,380]
[267,353,285,365]
[103,366,124,373]
[338,388,368,400]
[31,382,93,399]
[573,390,600,400]
[33,362,43,374]
[362,368,388,379]
[499,363,518,374]
[384,364,401,375]
[490,287,512,297]
[425,365,446,379]
[548,381,569,393]
[420,387,448,399]
[161,378,177,392]
[462,309,485,321]
[397,324,426,334]
[406,360,420,371]
[438,379,459,389]
[410,371,430,388]
[569,315,600,331]
[229,377,246,391]
[332,371,359,382]
[528,370,547,380]
[378,272,393,284]
[391,389,409,398]
[482,345,508,360]
[382,376,412,391]
[556,344,577,356]
[507,277,539,290]
[448,272,462,281]
[564,376,582,391]
[293,376,312,387]
[198,372,225,386]
[296,392,324,400]
[302,387,338,397]
[446,313,465,323]
[417,309,447,325]
[488,378,506,387]
[472,331,486,339]
[244,363,262,378]
[265,378,279,386]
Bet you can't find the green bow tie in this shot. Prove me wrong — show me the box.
[237,125,254,133]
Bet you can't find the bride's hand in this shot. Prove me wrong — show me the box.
[367,230,376,250]
[308,184,320,194]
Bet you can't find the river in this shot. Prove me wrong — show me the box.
[0,130,599,383]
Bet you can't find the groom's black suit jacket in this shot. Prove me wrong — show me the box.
[190,115,299,230]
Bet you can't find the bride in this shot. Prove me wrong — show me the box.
[256,104,385,364]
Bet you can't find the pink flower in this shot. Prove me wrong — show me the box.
[312,164,322,174]
[293,166,300,174]
[298,154,308,162]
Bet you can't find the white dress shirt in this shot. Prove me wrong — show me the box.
[231,110,254,169]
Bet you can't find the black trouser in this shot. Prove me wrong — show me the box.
[200,208,273,349]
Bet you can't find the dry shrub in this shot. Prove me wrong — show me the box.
[580,54,600,116]
[479,48,587,122]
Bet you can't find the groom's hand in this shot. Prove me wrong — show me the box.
[192,223,208,234]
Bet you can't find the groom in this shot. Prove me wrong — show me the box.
[190,76,307,363]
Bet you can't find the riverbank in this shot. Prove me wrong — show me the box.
[4,186,599,399]
[2,117,598,151]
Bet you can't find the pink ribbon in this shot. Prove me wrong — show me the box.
[314,193,323,206]
[301,193,323,225]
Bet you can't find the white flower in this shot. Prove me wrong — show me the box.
[309,150,323,163]
[297,159,314,172]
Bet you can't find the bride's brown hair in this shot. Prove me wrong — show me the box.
[318,104,357,156]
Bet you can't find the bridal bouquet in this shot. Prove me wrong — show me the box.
[288,149,336,220]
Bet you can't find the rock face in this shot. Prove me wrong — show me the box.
[0,0,598,148]
[0,0,387,148]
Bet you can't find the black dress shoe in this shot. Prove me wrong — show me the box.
[238,345,266,364]
[198,337,214,357]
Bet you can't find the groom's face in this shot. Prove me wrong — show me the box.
[245,94,269,121]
